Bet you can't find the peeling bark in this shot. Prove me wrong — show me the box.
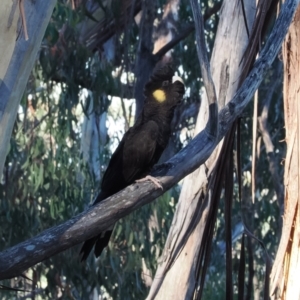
[270,3,300,299]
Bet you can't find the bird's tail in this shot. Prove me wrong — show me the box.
[80,190,113,261]
[80,229,113,261]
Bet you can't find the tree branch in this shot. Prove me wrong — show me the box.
[190,0,218,138]
[50,3,222,98]
[0,0,298,282]
[153,3,222,62]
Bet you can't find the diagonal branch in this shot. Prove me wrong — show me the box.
[153,2,222,61]
[0,0,298,282]
[190,0,218,138]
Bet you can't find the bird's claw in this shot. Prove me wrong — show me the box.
[136,175,163,190]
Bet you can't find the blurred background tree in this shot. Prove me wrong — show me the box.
[0,0,289,299]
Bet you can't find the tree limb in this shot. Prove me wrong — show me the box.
[190,0,218,138]
[0,0,298,282]
[153,2,222,61]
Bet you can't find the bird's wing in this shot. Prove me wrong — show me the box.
[101,120,161,192]
[100,137,127,194]
[122,120,161,182]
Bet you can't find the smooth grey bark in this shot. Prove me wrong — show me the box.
[0,0,56,177]
[80,92,107,185]
[0,0,297,279]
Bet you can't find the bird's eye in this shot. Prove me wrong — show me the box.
[162,80,169,86]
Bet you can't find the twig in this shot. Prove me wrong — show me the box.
[19,0,29,40]
[252,90,258,203]
[153,3,222,61]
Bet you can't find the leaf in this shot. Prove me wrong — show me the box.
[34,164,44,193]
[50,200,55,219]
[115,224,123,239]
[127,231,134,247]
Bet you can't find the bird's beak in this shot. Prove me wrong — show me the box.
[172,75,184,84]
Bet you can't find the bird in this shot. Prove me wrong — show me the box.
[80,65,185,261]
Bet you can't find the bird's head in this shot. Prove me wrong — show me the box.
[144,65,185,109]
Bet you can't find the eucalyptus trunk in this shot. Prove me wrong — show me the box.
[0,1,56,177]
[270,3,300,299]
[147,0,255,298]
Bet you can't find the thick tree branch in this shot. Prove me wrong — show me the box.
[0,0,297,282]
[190,0,218,138]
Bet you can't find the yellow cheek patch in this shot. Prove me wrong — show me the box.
[153,89,166,103]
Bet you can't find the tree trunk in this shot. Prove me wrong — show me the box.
[79,92,107,185]
[0,1,56,177]
[270,3,300,299]
[147,0,255,299]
